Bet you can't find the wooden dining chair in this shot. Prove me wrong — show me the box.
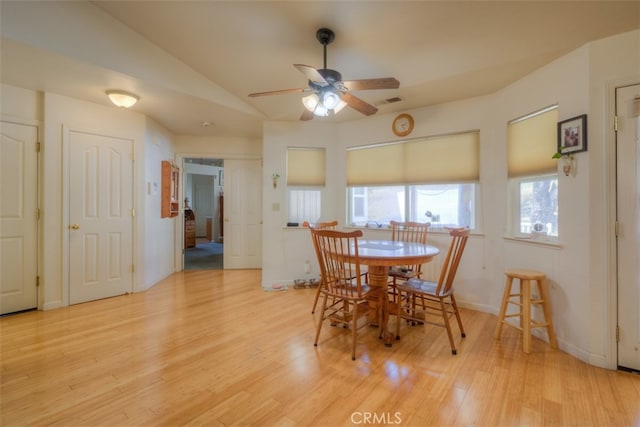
[394,227,470,355]
[311,228,383,360]
[308,221,338,314]
[388,221,430,301]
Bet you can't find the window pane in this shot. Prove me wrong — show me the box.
[347,184,476,229]
[518,177,557,236]
[348,186,404,226]
[288,189,321,223]
[413,184,476,229]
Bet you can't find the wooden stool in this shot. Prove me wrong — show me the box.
[494,269,558,353]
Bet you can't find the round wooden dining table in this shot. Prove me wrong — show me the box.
[356,239,440,346]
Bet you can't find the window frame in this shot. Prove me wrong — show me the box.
[506,105,559,242]
[287,186,323,224]
[509,173,558,240]
[346,182,479,232]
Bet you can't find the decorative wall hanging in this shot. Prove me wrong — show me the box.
[557,114,587,155]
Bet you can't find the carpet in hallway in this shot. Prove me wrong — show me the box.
[184,242,223,270]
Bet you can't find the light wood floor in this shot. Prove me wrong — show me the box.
[1,270,639,426]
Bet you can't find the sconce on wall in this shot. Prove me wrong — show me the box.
[562,154,575,177]
[272,173,280,189]
[106,90,139,108]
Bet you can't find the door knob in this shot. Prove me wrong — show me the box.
[70,224,80,230]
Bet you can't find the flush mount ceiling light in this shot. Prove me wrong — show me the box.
[106,90,139,108]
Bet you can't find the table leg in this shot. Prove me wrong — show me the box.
[367,265,392,346]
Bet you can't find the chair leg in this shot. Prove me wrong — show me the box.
[395,292,402,340]
[351,304,358,361]
[311,282,323,314]
[450,294,465,338]
[439,298,457,355]
[314,294,329,347]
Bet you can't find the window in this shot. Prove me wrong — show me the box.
[514,175,558,236]
[507,105,558,238]
[288,189,322,223]
[347,184,476,229]
[287,147,325,223]
[346,131,479,230]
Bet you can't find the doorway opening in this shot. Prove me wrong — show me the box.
[183,158,224,270]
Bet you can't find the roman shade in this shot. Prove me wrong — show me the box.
[287,147,326,186]
[507,106,558,177]
[347,131,479,186]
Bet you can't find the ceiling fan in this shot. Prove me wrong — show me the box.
[248,28,400,121]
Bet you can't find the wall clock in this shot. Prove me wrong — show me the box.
[392,113,414,137]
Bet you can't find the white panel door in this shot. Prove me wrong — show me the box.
[224,159,262,269]
[0,121,38,314]
[68,131,133,304]
[617,84,640,371]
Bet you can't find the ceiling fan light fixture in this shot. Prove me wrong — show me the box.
[314,103,329,117]
[106,90,139,108]
[322,90,340,110]
[333,99,347,114]
[302,93,319,111]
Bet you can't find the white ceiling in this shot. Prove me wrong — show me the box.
[1,1,638,139]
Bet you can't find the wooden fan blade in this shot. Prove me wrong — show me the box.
[300,109,315,121]
[342,77,400,91]
[294,64,328,86]
[248,87,307,97]
[340,92,378,116]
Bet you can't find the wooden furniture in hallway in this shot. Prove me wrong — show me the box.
[161,160,179,218]
[184,208,196,248]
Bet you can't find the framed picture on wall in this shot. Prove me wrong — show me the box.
[557,114,587,155]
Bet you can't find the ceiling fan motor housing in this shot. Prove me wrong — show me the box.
[309,68,343,90]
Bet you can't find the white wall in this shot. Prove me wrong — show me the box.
[261,122,340,285]
[144,118,179,288]
[1,86,179,308]
[261,30,640,367]
[174,136,262,159]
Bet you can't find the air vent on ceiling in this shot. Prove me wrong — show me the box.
[376,96,403,106]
